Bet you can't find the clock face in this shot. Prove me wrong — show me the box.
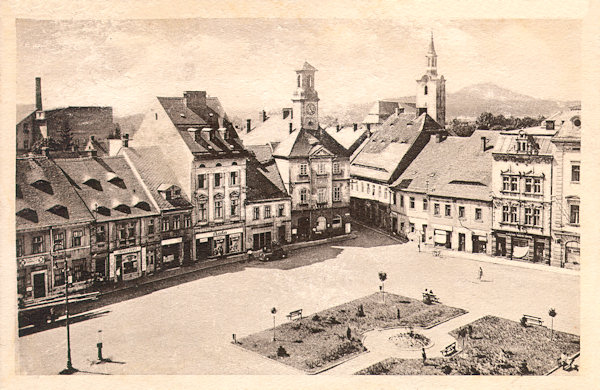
[306,103,316,115]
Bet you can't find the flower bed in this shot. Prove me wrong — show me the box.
[357,315,580,375]
[238,293,466,373]
[389,332,431,349]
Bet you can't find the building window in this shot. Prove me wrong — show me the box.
[215,201,223,218]
[384,190,388,199]
[54,232,65,250]
[299,163,308,176]
[333,185,341,202]
[264,206,271,218]
[424,86,428,95]
[278,204,285,217]
[199,203,207,221]
[502,205,510,223]
[197,174,206,189]
[333,162,341,174]
[571,164,580,183]
[23,123,30,133]
[162,219,170,231]
[392,192,397,205]
[409,223,415,232]
[317,162,326,175]
[434,203,440,216]
[300,188,308,204]
[361,182,364,192]
[533,208,541,226]
[230,199,239,217]
[17,237,24,257]
[570,205,579,225]
[525,177,533,193]
[184,216,191,228]
[367,183,370,194]
[214,173,222,187]
[524,207,533,225]
[510,177,518,192]
[173,216,181,230]
[317,188,327,204]
[423,198,428,211]
[510,206,518,223]
[546,120,555,130]
[533,178,542,193]
[253,206,260,220]
[475,208,482,221]
[503,176,510,192]
[458,206,465,219]
[407,196,414,209]
[445,204,451,217]
[147,220,155,235]
[230,171,239,186]
[72,230,83,247]
[400,195,404,208]
[23,140,29,149]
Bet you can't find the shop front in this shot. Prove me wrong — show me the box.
[433,225,452,249]
[492,231,550,265]
[110,246,142,282]
[161,237,182,269]
[17,254,51,301]
[195,227,244,260]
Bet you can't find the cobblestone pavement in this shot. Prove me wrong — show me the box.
[16,225,579,375]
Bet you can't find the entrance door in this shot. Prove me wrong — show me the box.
[278,225,286,244]
[422,225,427,243]
[391,217,398,234]
[458,233,466,251]
[32,272,46,299]
[298,217,310,241]
[196,239,210,261]
[534,242,545,263]
[445,231,452,249]
[496,237,506,256]
[183,241,191,264]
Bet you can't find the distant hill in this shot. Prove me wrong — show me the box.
[114,113,145,136]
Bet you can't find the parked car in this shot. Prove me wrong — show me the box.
[258,244,288,262]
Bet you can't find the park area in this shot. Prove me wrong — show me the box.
[356,315,580,375]
[237,292,467,373]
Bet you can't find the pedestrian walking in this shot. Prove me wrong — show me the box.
[422,347,427,364]
[478,267,483,281]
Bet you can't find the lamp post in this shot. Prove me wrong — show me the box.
[271,307,277,342]
[60,264,77,374]
[97,330,103,361]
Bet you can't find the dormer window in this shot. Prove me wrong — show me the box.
[546,120,555,130]
[47,204,69,219]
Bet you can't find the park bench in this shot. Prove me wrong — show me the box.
[522,314,544,326]
[441,342,457,357]
[422,292,440,304]
[286,309,303,321]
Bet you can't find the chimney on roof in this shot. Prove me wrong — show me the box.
[289,122,293,134]
[201,128,211,143]
[395,107,400,116]
[35,77,43,111]
[353,123,358,132]
[436,133,443,143]
[260,110,267,122]
[336,124,340,132]
[246,119,251,133]
[282,108,292,120]
[366,123,371,135]
[122,133,129,148]
[184,91,207,117]
[481,136,487,152]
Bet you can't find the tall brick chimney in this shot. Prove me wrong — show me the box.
[35,77,42,111]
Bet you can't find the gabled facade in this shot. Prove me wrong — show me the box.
[550,107,581,269]
[16,156,94,302]
[491,127,555,264]
[133,91,250,261]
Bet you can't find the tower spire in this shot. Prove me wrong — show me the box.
[426,32,437,76]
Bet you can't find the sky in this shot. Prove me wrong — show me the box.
[16,18,582,117]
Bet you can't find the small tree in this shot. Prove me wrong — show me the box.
[271,307,277,342]
[548,308,557,340]
[378,272,387,303]
[58,120,74,151]
[346,326,352,340]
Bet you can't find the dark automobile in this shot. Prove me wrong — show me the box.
[258,245,288,262]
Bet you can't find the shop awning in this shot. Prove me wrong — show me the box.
[434,231,447,244]
[161,237,182,246]
[513,245,529,259]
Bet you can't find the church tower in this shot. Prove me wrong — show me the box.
[292,62,320,131]
[416,34,446,127]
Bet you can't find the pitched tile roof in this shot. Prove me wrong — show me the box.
[16,157,93,230]
[550,107,581,141]
[324,124,369,151]
[16,104,36,123]
[246,145,289,201]
[122,147,193,211]
[351,112,443,182]
[391,130,498,201]
[157,97,208,126]
[54,156,159,222]
[240,114,296,145]
[272,127,350,159]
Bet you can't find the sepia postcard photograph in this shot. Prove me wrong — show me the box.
[1,0,599,389]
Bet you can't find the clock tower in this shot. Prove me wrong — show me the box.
[292,62,320,131]
[415,33,446,127]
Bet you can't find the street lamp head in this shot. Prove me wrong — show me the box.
[271,307,277,315]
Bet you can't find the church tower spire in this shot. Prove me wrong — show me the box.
[415,33,446,127]
[426,32,438,76]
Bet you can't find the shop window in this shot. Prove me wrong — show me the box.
[423,198,428,211]
[264,205,271,218]
[278,204,285,217]
[570,204,579,225]
[72,259,88,283]
[253,207,260,220]
[215,201,223,219]
[230,199,239,217]
[475,208,482,221]
[17,237,24,257]
[571,164,580,183]
[54,232,65,250]
[32,236,44,254]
